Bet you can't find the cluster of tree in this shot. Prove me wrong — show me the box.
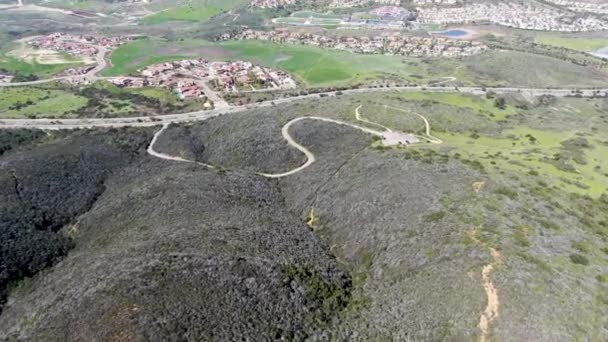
[0,128,152,313]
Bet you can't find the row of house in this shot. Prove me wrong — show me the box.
[251,0,399,8]
[228,29,488,58]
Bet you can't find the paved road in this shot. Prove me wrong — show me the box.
[1,85,608,129]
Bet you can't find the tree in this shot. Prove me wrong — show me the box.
[494,97,506,110]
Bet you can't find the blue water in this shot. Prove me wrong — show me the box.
[435,30,467,37]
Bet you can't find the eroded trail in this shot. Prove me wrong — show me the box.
[468,227,501,342]
[479,248,501,342]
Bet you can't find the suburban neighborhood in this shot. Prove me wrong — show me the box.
[109,58,297,101]
[226,29,488,58]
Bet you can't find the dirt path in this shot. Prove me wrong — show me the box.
[468,227,501,342]
[355,105,393,132]
[479,247,501,342]
[146,115,384,179]
[383,105,443,144]
[147,124,215,168]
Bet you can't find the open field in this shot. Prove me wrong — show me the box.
[7,41,93,65]
[219,40,418,86]
[140,0,246,24]
[273,11,344,26]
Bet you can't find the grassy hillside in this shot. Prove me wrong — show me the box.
[465,50,608,88]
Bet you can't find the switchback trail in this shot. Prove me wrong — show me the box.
[146,104,440,178]
[147,115,384,179]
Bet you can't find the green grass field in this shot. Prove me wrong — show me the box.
[218,41,420,86]
[101,38,199,76]
[140,0,246,24]
[105,38,423,86]
[0,85,88,118]
[535,34,608,52]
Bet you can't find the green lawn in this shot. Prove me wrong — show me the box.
[105,38,424,86]
[535,34,608,52]
[218,40,418,86]
[101,38,196,76]
[140,0,246,24]
[0,85,88,118]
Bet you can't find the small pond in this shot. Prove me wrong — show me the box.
[434,29,468,38]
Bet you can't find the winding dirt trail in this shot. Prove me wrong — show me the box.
[147,124,215,168]
[148,116,384,178]
[146,105,441,178]
[355,105,393,132]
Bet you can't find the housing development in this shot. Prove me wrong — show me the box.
[228,29,487,57]
[1,0,608,341]
[109,59,296,100]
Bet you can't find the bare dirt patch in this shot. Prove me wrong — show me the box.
[7,42,93,65]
